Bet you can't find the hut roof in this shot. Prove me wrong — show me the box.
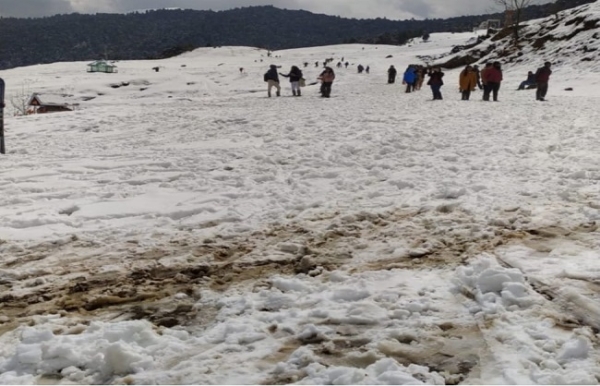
[27,93,75,107]
[87,60,117,68]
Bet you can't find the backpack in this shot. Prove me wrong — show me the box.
[264,73,269,82]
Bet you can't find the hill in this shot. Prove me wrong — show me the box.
[433,0,600,72]
[0,0,595,70]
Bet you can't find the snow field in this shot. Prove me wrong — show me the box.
[1,24,600,384]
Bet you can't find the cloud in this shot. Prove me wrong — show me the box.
[0,0,555,19]
[0,0,74,17]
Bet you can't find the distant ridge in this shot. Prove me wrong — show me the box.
[0,0,594,70]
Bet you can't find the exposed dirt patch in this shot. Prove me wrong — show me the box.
[0,207,586,330]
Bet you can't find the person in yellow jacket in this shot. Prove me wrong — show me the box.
[459,65,478,100]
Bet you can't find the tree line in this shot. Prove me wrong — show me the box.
[0,0,593,70]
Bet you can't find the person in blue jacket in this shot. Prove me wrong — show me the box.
[518,71,537,90]
[403,66,417,93]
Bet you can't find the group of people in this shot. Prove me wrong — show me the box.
[387,65,428,93]
[458,62,504,101]
[263,64,336,98]
[264,60,553,102]
[457,61,552,102]
[387,65,445,100]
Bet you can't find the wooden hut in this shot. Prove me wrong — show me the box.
[27,93,74,114]
[87,60,118,73]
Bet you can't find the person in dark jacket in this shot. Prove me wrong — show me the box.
[366,66,370,74]
[318,67,336,98]
[280,65,303,96]
[483,62,502,101]
[264,65,281,97]
[535,62,552,101]
[357,64,364,74]
[427,67,444,100]
[518,71,537,90]
[403,66,417,93]
[473,65,483,90]
[480,62,493,100]
[388,65,397,84]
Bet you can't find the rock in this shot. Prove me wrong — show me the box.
[296,256,316,274]
[409,248,430,258]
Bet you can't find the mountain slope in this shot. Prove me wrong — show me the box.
[436,0,600,72]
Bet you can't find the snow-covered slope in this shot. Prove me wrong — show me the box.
[437,0,600,95]
[1,31,600,385]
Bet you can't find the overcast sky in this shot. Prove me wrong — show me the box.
[0,0,554,19]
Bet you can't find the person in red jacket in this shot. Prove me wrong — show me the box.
[535,62,552,101]
[483,61,503,101]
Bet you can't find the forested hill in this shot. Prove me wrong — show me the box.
[0,0,594,70]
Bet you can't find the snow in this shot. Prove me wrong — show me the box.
[1,4,600,383]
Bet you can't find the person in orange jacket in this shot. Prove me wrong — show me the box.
[459,65,478,100]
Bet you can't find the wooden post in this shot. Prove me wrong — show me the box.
[0,78,5,154]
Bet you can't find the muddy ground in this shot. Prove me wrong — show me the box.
[1,205,599,384]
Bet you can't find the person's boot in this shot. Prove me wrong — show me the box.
[276,90,280,97]
[297,89,301,96]
[268,91,271,98]
[292,90,297,96]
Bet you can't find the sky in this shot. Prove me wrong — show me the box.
[0,0,555,20]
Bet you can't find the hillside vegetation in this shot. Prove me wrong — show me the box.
[0,0,595,70]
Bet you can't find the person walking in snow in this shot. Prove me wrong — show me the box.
[280,65,303,97]
[403,66,417,93]
[480,62,492,100]
[357,64,364,74]
[345,61,349,69]
[318,66,336,98]
[473,65,483,90]
[459,65,478,100]
[264,64,281,97]
[535,62,552,101]
[366,66,370,74]
[481,62,502,101]
[415,66,425,90]
[427,67,444,100]
[388,65,397,84]
[485,61,503,102]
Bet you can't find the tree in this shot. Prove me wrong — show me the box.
[10,81,33,116]
[493,0,535,43]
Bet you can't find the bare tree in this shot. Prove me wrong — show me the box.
[10,81,33,116]
[493,0,536,43]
